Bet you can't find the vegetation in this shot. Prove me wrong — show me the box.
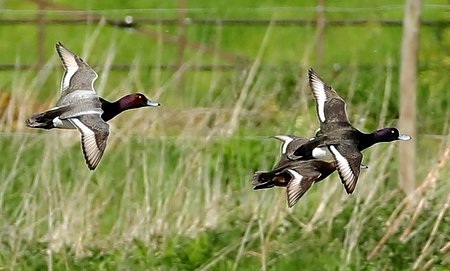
[0,0,449,270]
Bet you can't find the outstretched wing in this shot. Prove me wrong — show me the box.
[329,144,362,194]
[308,68,350,127]
[285,169,315,208]
[272,135,310,169]
[56,42,98,94]
[69,115,109,170]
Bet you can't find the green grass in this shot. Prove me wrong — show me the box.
[0,1,449,270]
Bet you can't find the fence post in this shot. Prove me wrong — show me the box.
[399,0,421,195]
[176,0,187,91]
[316,0,325,66]
[36,2,46,68]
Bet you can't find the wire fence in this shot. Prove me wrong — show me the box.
[1,0,449,70]
[1,1,449,194]
[1,18,448,26]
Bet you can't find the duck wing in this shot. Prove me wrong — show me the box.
[285,168,318,207]
[274,135,309,156]
[252,162,319,207]
[328,144,362,194]
[69,115,109,170]
[56,42,98,96]
[272,135,309,169]
[308,68,351,129]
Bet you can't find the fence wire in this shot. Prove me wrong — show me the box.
[0,4,449,15]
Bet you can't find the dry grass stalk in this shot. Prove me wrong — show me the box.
[226,20,273,135]
[232,217,255,271]
[399,197,425,241]
[368,144,450,260]
[413,195,450,269]
[440,240,450,253]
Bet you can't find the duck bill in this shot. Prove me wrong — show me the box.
[146,100,160,107]
[398,134,411,141]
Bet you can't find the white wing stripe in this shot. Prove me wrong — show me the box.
[57,46,79,90]
[62,67,78,90]
[329,145,356,191]
[281,137,294,154]
[70,118,103,169]
[91,73,98,91]
[310,75,327,122]
[287,169,304,207]
[70,118,93,136]
[273,135,294,154]
[287,169,303,188]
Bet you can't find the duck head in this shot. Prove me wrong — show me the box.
[100,93,160,122]
[119,93,160,109]
[374,128,411,142]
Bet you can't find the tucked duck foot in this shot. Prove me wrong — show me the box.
[360,164,369,169]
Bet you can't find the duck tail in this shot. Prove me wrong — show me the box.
[25,112,54,129]
[26,106,68,129]
[252,171,274,189]
[252,170,288,190]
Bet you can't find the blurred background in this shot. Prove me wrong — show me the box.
[0,0,449,270]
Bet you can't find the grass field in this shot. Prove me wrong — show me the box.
[0,1,449,270]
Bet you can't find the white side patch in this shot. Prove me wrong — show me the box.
[53,117,75,129]
[310,74,327,122]
[329,145,356,193]
[312,147,333,160]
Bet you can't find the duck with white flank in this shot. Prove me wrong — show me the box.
[252,134,372,207]
[253,136,337,207]
[26,42,160,170]
[290,68,411,194]
[252,68,411,206]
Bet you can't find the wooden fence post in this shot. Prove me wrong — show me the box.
[36,2,46,68]
[399,0,421,194]
[176,0,187,91]
[316,0,325,66]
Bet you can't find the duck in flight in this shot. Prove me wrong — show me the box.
[253,135,337,207]
[291,68,411,194]
[26,42,160,170]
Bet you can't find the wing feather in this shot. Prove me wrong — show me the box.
[286,169,314,207]
[329,145,362,194]
[69,115,109,170]
[308,68,350,125]
[56,42,98,93]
